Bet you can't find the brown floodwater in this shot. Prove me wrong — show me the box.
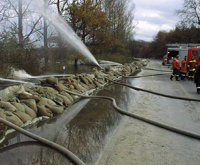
[0,76,137,165]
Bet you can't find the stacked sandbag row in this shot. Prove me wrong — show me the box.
[0,85,72,129]
[0,61,148,133]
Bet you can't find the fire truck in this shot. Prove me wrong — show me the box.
[163,43,200,67]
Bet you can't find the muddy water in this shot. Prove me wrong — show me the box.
[0,80,136,165]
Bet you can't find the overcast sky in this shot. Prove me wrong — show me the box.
[133,0,184,41]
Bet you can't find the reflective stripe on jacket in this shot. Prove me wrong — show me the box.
[188,60,197,71]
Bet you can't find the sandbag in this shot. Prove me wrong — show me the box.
[80,82,90,90]
[37,105,53,117]
[54,82,67,92]
[20,99,37,112]
[11,102,25,112]
[17,92,40,102]
[23,104,37,119]
[71,81,87,92]
[46,105,64,114]
[93,80,102,87]
[0,101,16,112]
[0,110,6,119]
[5,111,23,127]
[46,76,58,85]
[57,94,72,106]
[0,85,25,101]
[41,87,59,94]
[13,111,32,123]
[60,92,73,102]
[38,97,57,106]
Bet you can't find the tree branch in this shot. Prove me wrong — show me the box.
[23,16,42,42]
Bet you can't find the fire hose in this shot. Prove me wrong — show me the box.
[124,73,171,78]
[1,72,200,164]
[0,118,85,165]
[63,89,200,141]
[111,81,200,102]
[143,67,172,72]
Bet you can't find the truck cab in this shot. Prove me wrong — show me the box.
[166,44,200,68]
[188,47,200,65]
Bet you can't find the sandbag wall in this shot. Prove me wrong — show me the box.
[0,61,148,135]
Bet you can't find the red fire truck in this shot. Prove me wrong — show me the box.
[163,44,200,68]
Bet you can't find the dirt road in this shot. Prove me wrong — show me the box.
[97,60,200,165]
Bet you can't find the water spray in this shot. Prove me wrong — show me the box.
[34,0,100,67]
[0,78,34,85]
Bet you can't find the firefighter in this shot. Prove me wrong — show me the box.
[188,56,198,80]
[170,55,180,81]
[194,66,200,94]
[180,56,188,80]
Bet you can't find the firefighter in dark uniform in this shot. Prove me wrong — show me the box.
[188,56,198,80]
[194,66,200,94]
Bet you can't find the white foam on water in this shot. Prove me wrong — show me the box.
[12,70,33,79]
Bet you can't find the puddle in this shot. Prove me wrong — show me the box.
[0,83,136,165]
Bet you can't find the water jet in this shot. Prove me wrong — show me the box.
[34,0,99,67]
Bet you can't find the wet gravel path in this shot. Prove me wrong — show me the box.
[97,60,200,165]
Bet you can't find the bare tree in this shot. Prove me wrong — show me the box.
[42,0,48,66]
[0,0,44,48]
[49,0,69,15]
[176,0,200,26]
[18,0,23,47]
[102,0,135,41]
[0,1,9,22]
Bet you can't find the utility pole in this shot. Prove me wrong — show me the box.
[18,0,23,48]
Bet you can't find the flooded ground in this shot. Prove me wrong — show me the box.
[0,64,94,90]
[43,63,94,75]
[0,77,136,165]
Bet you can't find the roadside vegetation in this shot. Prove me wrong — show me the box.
[0,0,199,77]
[0,0,136,77]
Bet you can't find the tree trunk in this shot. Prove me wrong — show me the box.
[44,0,48,67]
[18,0,23,48]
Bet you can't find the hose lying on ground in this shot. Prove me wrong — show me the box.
[143,67,172,72]
[1,75,200,164]
[124,73,171,78]
[0,118,85,165]
[63,89,200,141]
[112,81,200,102]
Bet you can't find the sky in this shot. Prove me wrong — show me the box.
[133,0,184,41]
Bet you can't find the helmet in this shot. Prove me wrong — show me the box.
[176,55,179,58]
